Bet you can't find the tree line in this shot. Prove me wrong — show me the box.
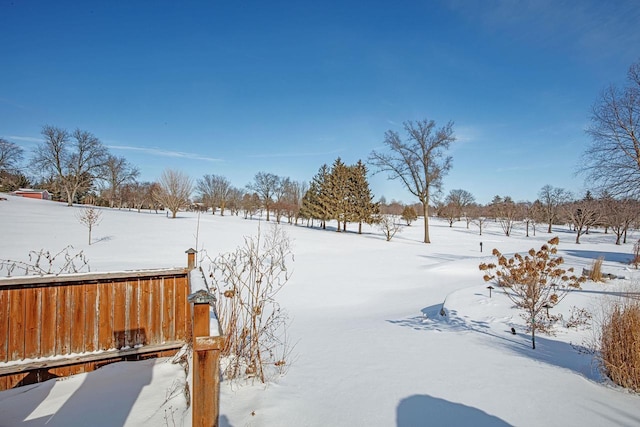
[1,58,639,242]
[435,185,640,245]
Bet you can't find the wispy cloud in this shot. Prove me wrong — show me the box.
[248,148,345,159]
[7,135,42,143]
[447,0,640,61]
[454,126,479,143]
[107,145,222,162]
[495,163,550,173]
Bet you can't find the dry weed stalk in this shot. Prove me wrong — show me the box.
[206,224,295,383]
[0,245,90,277]
[479,237,585,349]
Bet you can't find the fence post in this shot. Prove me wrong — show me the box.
[186,248,197,270]
[188,290,224,427]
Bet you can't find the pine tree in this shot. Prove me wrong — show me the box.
[327,158,351,231]
[302,164,332,229]
[349,160,378,234]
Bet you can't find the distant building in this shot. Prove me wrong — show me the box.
[11,188,52,200]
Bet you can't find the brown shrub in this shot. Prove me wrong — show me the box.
[600,300,640,391]
[589,256,605,282]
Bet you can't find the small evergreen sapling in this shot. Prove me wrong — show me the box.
[401,205,417,226]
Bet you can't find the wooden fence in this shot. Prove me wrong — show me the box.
[0,268,192,390]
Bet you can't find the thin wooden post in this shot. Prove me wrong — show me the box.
[189,290,223,427]
[186,248,197,270]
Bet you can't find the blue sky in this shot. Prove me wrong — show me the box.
[1,1,639,204]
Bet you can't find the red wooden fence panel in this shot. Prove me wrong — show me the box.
[0,268,193,390]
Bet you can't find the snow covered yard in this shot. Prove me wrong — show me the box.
[1,194,640,426]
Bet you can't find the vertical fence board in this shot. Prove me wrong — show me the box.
[138,279,151,345]
[84,284,98,352]
[55,286,72,355]
[149,278,162,345]
[162,278,176,342]
[113,282,126,349]
[0,287,8,362]
[24,288,42,358]
[126,280,139,347]
[70,284,85,354]
[8,289,25,360]
[175,277,188,341]
[40,286,57,357]
[98,282,114,349]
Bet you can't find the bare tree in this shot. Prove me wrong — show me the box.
[492,196,519,236]
[376,214,403,241]
[31,126,108,206]
[518,201,536,237]
[76,206,102,245]
[440,202,458,227]
[445,189,475,221]
[242,192,261,219]
[226,187,244,216]
[580,60,640,198]
[248,172,279,222]
[272,176,290,224]
[480,237,585,349]
[197,174,232,215]
[101,154,139,208]
[153,169,193,218]
[469,204,489,235]
[369,119,456,243]
[0,138,24,172]
[563,195,601,244]
[538,185,569,233]
[605,198,639,245]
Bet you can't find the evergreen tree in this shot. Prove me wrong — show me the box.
[348,160,378,234]
[327,158,351,231]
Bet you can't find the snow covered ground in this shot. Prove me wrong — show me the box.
[1,194,640,426]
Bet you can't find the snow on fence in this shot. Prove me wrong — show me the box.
[0,267,191,390]
[0,250,224,426]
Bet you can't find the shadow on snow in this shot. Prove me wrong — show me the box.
[388,304,602,382]
[396,394,510,427]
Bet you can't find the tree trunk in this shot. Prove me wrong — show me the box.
[547,222,552,233]
[422,201,430,243]
[531,323,536,349]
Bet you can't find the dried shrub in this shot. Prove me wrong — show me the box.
[565,306,593,330]
[479,237,585,349]
[600,299,640,391]
[205,224,296,384]
[0,245,90,277]
[632,240,640,269]
[589,256,605,282]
